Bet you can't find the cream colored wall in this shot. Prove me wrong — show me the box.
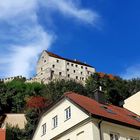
[99,120,140,140]
[57,122,94,140]
[124,91,140,115]
[32,99,89,140]
[2,114,27,129]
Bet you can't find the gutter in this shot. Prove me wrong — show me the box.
[98,120,103,140]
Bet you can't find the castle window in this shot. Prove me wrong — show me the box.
[52,65,55,68]
[67,69,69,71]
[76,76,78,79]
[75,65,78,67]
[71,64,74,66]
[59,72,62,76]
[81,66,83,69]
[67,74,70,78]
[56,60,59,63]
[74,70,76,73]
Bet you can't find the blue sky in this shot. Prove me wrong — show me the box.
[0,0,140,79]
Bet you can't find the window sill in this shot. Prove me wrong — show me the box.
[64,117,71,122]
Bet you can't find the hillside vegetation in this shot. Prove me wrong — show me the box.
[1,73,140,140]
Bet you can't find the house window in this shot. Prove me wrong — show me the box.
[76,76,78,80]
[52,116,58,128]
[74,70,76,73]
[41,123,46,136]
[52,65,55,68]
[65,107,71,120]
[59,72,62,76]
[56,60,59,63]
[110,133,119,140]
[67,74,70,78]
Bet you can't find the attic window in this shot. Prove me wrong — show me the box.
[100,106,116,114]
[128,115,140,122]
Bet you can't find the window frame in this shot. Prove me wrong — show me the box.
[41,123,46,136]
[109,132,120,140]
[52,115,58,129]
[65,106,71,121]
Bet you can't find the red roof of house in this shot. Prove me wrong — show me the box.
[65,92,140,129]
[45,51,93,68]
[0,129,6,140]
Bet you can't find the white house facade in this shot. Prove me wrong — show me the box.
[32,92,140,140]
[32,51,95,84]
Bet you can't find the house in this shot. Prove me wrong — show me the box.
[124,91,140,115]
[1,114,27,129]
[32,51,95,84]
[0,128,6,140]
[32,91,140,140]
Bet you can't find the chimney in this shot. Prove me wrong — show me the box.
[93,86,106,104]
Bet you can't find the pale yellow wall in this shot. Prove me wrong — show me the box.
[2,114,27,129]
[32,99,89,140]
[57,122,94,140]
[124,91,140,115]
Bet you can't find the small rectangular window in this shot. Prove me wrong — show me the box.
[52,65,55,68]
[41,123,46,136]
[81,66,83,69]
[56,60,59,63]
[110,133,119,140]
[67,74,70,78]
[76,76,78,79]
[65,107,71,120]
[59,72,62,76]
[74,70,76,73]
[52,116,58,128]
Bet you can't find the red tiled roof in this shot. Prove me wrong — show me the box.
[0,129,6,140]
[65,92,140,129]
[45,51,93,68]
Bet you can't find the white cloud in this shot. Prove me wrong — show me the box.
[121,64,140,79]
[44,0,99,25]
[0,0,99,78]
